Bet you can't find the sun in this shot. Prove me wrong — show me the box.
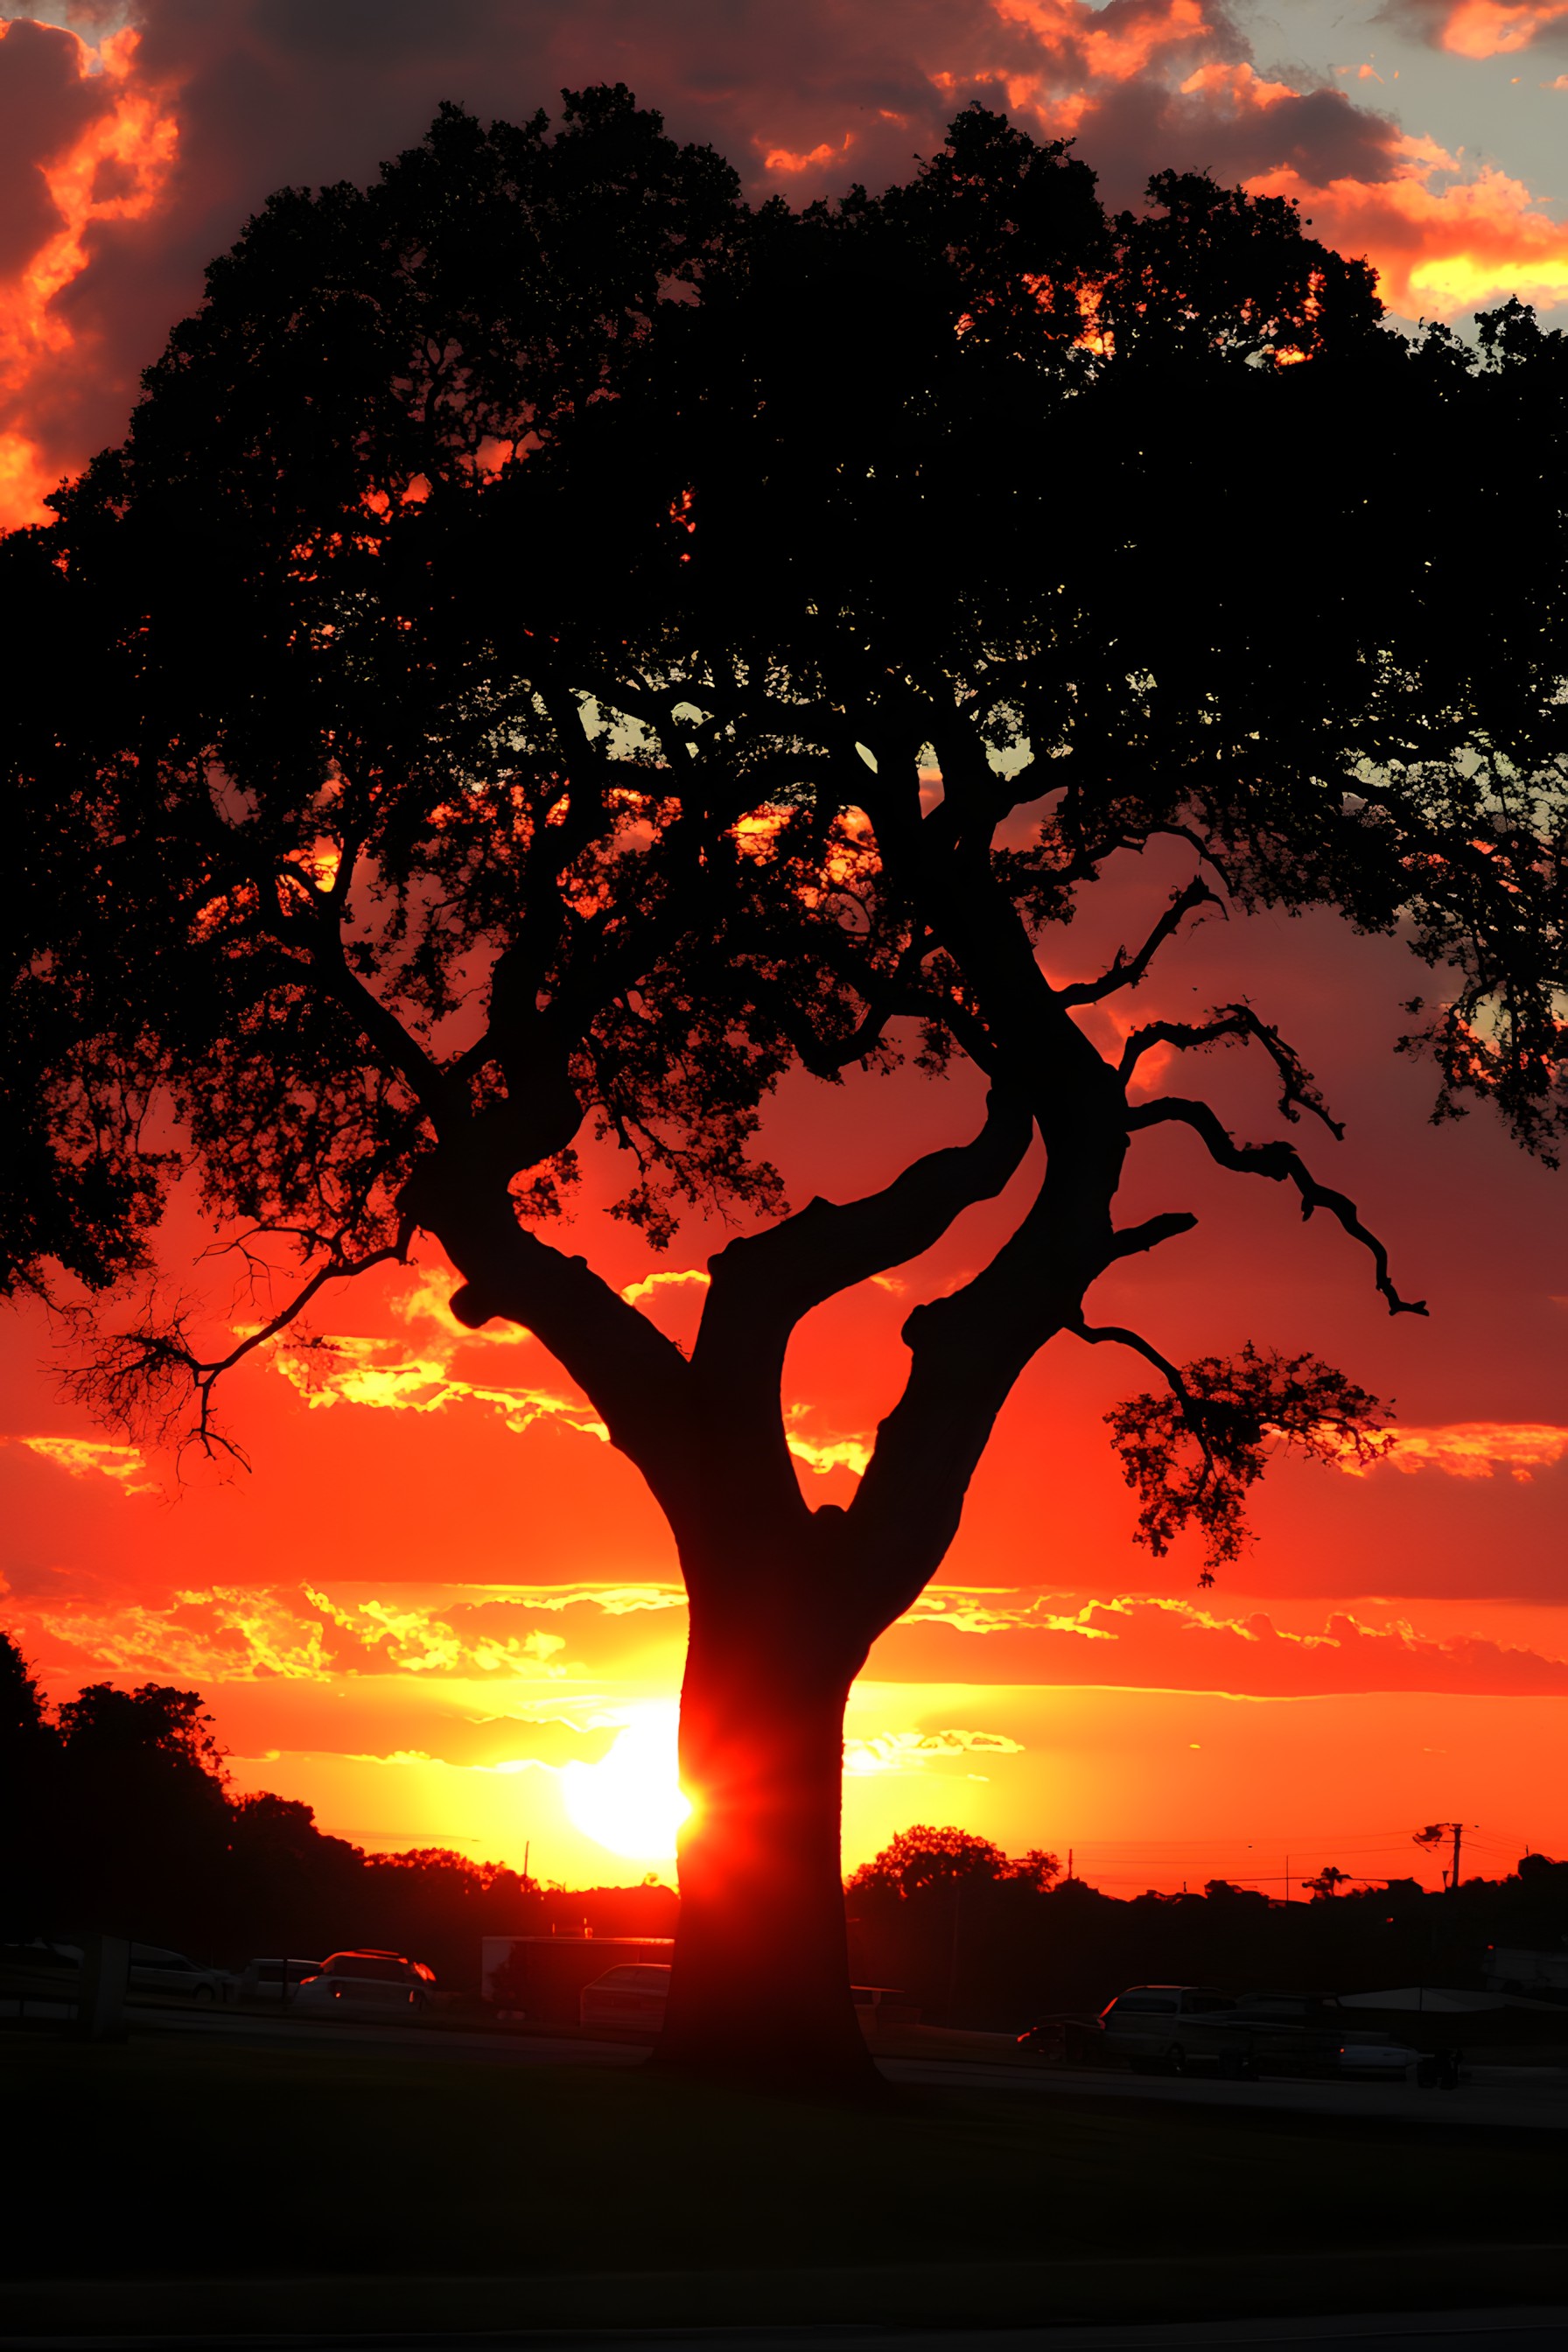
[560,1703,692,1863]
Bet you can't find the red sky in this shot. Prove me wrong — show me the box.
[2,0,1565,1894]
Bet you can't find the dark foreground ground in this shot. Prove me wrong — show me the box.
[4,2027,1563,2339]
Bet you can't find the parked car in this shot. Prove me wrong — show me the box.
[0,1939,84,2011]
[580,1963,670,2030]
[129,1943,229,2004]
[0,1938,82,1977]
[1218,1991,1348,2078]
[1334,2036,1420,2080]
[293,1950,436,2018]
[237,1956,324,2006]
[1214,1992,1425,2082]
[1097,1984,1236,2073]
[1015,2014,1103,2066]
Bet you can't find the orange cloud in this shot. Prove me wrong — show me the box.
[268,1329,610,1444]
[761,132,855,174]
[618,1266,710,1306]
[16,1581,578,1687]
[390,1263,532,1344]
[880,1588,1568,1695]
[1178,60,1297,107]
[1252,158,1568,314]
[843,1724,1026,1775]
[486,1582,687,1615]
[1436,0,1568,55]
[0,22,178,532]
[782,1406,874,1478]
[1361,1421,1568,1479]
[15,1434,158,1495]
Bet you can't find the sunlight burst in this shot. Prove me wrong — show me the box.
[560,1704,691,1862]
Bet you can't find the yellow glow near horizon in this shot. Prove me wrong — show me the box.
[560,1703,692,1863]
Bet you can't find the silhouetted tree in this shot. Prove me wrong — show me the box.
[48,1681,232,1941]
[849,1826,1011,1900]
[1302,1866,1352,1900]
[6,92,1567,2084]
[0,1628,50,1757]
[848,1824,1060,1900]
[1201,1880,1269,1910]
[57,1682,226,1776]
[0,1632,59,1927]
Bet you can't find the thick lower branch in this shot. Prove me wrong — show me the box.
[696,1088,1032,1363]
[845,1138,1128,1610]
[403,1138,696,1517]
[684,1088,1033,1549]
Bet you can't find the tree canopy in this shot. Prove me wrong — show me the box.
[847,1824,1060,1900]
[5,87,1566,2081]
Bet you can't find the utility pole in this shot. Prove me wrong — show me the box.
[1413,1821,1469,1890]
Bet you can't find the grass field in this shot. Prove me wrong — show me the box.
[5,2029,1562,2331]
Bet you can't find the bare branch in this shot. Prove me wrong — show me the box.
[1126,1096,1427,1315]
[1060,876,1221,1006]
[1106,1209,1199,1260]
[65,1230,412,1466]
[1069,1314,1202,1416]
[1119,1004,1345,1138]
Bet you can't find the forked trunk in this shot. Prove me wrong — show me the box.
[657,1597,878,2094]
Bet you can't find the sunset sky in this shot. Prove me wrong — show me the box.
[3,0,1566,1898]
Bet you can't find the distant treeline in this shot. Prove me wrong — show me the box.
[0,1635,674,1983]
[846,1825,1568,2023]
[5,1637,1564,2011]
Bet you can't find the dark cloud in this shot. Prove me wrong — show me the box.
[2,0,1409,488]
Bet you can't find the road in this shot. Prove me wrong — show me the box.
[32,1998,1562,2130]
[8,2308,1568,2349]
[881,2051,1568,2131]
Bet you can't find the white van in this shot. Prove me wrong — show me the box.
[1097,1984,1235,2071]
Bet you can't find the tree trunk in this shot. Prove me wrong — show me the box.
[657,1594,878,2095]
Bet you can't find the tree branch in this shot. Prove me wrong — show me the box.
[1068,1314,1201,1411]
[696,1087,1034,1358]
[1125,1096,1427,1314]
[282,912,451,1123]
[676,1089,1034,1552]
[1060,876,1221,1005]
[1118,1003,1344,1138]
[403,1142,696,1519]
[66,1230,413,1466]
[1107,1210,1200,1260]
[840,1082,1134,1606]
